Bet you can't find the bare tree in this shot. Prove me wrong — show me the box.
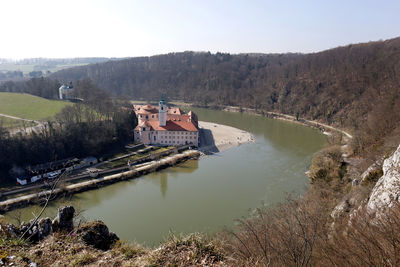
[223,189,332,266]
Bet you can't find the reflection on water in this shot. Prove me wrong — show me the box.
[5,108,325,246]
[147,160,199,198]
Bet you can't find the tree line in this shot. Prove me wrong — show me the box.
[0,71,23,81]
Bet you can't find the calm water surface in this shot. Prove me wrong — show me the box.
[5,108,325,246]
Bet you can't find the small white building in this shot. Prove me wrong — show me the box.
[59,82,74,100]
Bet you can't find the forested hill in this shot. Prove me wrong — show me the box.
[50,52,302,104]
[51,37,400,153]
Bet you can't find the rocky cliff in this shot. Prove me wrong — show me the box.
[367,144,400,215]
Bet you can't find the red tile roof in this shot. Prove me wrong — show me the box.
[167,108,184,115]
[134,104,158,114]
[136,118,198,132]
[134,104,198,131]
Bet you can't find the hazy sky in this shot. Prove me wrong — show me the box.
[1,0,399,58]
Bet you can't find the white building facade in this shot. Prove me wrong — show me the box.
[133,98,199,147]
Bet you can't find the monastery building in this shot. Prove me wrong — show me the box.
[133,97,199,147]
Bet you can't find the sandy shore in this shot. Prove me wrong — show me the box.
[198,121,254,154]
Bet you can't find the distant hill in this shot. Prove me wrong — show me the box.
[0,57,123,80]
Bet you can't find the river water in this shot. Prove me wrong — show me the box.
[5,108,325,246]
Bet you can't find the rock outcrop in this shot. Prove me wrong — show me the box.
[77,220,119,250]
[52,206,75,232]
[367,145,400,215]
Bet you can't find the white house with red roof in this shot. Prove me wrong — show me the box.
[133,97,199,146]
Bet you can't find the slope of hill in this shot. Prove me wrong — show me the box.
[0,92,72,121]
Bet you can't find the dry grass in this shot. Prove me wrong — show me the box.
[0,223,227,266]
[148,233,225,266]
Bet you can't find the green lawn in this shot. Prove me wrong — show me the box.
[0,92,73,121]
[0,117,36,129]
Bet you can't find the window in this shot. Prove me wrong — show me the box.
[152,115,154,118]
[146,115,149,119]
[142,127,146,131]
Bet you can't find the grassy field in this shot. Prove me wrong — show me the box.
[0,117,36,128]
[0,92,72,121]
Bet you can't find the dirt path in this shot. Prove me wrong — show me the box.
[220,106,353,139]
[268,112,353,139]
[0,113,44,135]
[0,113,36,122]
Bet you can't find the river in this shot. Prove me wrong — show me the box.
[5,108,326,246]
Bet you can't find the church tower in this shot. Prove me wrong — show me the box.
[159,95,167,127]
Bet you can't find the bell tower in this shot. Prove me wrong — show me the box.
[159,95,167,127]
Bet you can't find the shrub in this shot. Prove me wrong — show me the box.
[362,168,383,185]
[309,145,343,182]
[223,190,333,266]
[323,203,400,266]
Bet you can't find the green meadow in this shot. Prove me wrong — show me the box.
[0,92,72,121]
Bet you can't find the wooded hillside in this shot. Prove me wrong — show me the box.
[50,37,400,155]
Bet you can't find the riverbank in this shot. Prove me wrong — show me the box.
[215,106,353,139]
[0,150,200,213]
[193,104,353,169]
[198,121,255,154]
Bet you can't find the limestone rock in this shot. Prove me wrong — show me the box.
[367,145,400,215]
[52,206,75,231]
[77,220,119,250]
[38,217,52,237]
[19,217,53,242]
[4,223,19,237]
[331,199,350,219]
[361,160,383,183]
